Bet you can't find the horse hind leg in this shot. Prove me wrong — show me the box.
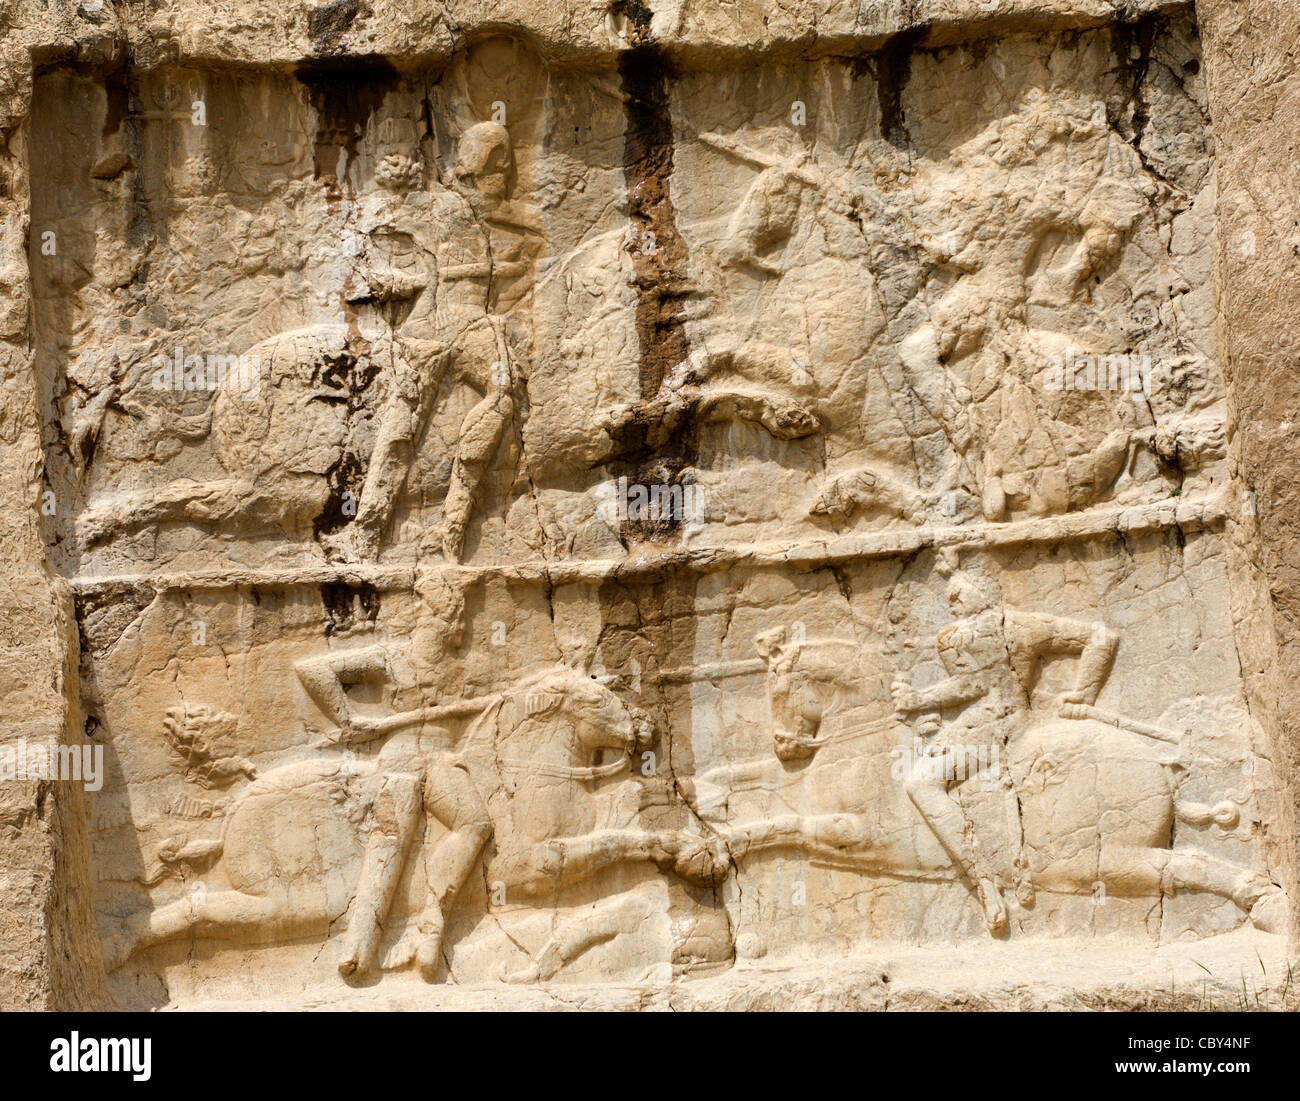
[502,893,647,985]
[1099,844,1283,929]
[104,890,289,971]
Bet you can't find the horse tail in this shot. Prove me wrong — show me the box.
[1174,798,1241,829]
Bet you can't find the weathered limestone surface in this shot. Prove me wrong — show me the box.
[0,0,1298,1010]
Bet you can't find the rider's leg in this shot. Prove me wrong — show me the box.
[440,387,513,562]
[339,770,422,978]
[349,343,449,558]
[415,761,493,980]
[905,761,1007,933]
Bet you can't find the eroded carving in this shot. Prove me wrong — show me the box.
[29,17,1285,1004]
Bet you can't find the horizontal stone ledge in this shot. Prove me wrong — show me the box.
[65,492,1227,598]
[21,0,1190,74]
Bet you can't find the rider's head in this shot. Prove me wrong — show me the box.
[946,568,1001,619]
[453,121,513,203]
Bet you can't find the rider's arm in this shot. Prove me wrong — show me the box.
[1005,610,1117,705]
[294,646,389,736]
[895,673,987,714]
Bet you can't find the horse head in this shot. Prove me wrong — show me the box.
[755,627,863,762]
[512,667,652,782]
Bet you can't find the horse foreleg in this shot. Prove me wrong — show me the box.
[79,479,250,545]
[721,814,873,861]
[503,893,647,985]
[502,829,663,897]
[696,390,820,440]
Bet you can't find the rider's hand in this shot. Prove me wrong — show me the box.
[891,677,917,716]
[915,712,942,738]
[673,837,729,886]
[1056,695,1091,720]
[348,714,387,736]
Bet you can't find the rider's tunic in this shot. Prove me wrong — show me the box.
[932,608,1033,754]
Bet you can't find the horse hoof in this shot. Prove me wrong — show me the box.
[502,963,540,985]
[1250,886,1287,934]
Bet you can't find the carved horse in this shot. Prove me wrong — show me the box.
[102,667,727,979]
[688,626,1284,934]
[77,325,446,546]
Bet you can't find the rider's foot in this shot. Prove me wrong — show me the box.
[338,926,379,979]
[977,876,1008,934]
[337,945,366,979]
[441,524,465,564]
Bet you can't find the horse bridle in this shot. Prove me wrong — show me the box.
[501,753,631,782]
[776,715,896,754]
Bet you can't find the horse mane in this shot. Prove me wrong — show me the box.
[458,666,581,756]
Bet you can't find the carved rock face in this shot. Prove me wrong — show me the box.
[8,4,1294,1009]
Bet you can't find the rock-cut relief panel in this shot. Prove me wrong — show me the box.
[27,19,1287,1001]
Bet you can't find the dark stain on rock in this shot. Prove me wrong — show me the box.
[1109,15,1160,152]
[73,586,155,659]
[873,26,927,148]
[311,350,378,541]
[102,66,130,138]
[320,581,380,636]
[616,4,696,543]
[620,43,691,402]
[296,57,398,200]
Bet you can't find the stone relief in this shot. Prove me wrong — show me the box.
[24,15,1288,1003]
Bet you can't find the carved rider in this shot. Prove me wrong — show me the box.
[890,550,1118,932]
[294,572,492,980]
[343,120,543,562]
